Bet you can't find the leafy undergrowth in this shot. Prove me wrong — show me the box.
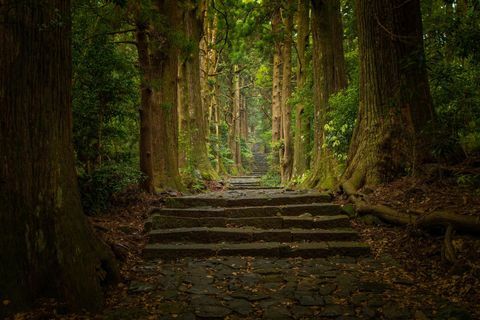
[347,166,480,319]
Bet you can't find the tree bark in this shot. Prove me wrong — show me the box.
[136,0,183,191]
[183,0,217,179]
[0,1,119,315]
[304,0,347,189]
[233,65,243,170]
[343,0,434,189]
[136,23,155,192]
[178,58,189,169]
[149,0,183,191]
[292,0,311,179]
[281,0,295,183]
[271,3,283,172]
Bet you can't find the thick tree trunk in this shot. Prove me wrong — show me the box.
[271,4,283,172]
[304,0,347,189]
[136,23,155,192]
[343,0,434,190]
[183,0,217,179]
[0,1,119,315]
[293,0,311,179]
[149,0,183,191]
[178,59,189,169]
[136,0,183,191]
[281,0,295,183]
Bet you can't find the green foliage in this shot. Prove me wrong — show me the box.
[261,171,281,187]
[78,163,144,214]
[73,1,141,209]
[323,49,359,161]
[324,85,359,161]
[240,138,254,170]
[289,170,310,186]
[73,2,139,169]
[180,167,207,192]
[456,173,480,189]
[423,0,480,161]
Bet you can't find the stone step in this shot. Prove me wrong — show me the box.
[228,185,265,187]
[150,203,343,218]
[148,227,359,243]
[233,176,261,179]
[143,241,370,259]
[229,186,282,190]
[145,214,350,231]
[229,182,262,185]
[166,192,331,208]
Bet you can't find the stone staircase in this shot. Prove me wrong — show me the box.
[252,152,268,176]
[144,189,370,259]
[228,176,281,190]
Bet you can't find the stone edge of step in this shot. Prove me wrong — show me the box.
[142,241,370,259]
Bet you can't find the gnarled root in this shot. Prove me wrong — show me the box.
[341,181,480,235]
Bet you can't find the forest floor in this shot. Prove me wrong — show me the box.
[344,168,480,318]
[10,172,480,320]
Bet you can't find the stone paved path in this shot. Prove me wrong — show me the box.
[108,255,471,319]
[129,153,472,319]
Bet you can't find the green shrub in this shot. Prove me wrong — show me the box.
[78,163,144,214]
[324,85,359,161]
[261,171,281,187]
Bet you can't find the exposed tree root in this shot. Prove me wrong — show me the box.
[341,182,480,235]
[442,225,457,263]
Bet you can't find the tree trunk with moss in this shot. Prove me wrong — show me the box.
[136,0,183,191]
[271,3,283,173]
[151,0,182,191]
[178,59,189,169]
[342,0,434,190]
[0,1,119,315]
[293,0,311,179]
[304,0,347,189]
[183,0,217,179]
[233,65,243,171]
[136,22,155,192]
[281,0,295,183]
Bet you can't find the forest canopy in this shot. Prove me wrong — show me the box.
[69,0,480,207]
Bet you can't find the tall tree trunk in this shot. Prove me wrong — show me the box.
[240,92,249,140]
[271,4,283,173]
[281,0,295,183]
[183,0,217,179]
[203,11,221,172]
[149,0,183,191]
[136,0,183,191]
[0,1,118,315]
[233,65,243,171]
[178,58,189,169]
[293,0,311,179]
[136,23,155,192]
[304,0,347,189]
[343,0,434,190]
[213,84,222,172]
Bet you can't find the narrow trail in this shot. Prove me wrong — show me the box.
[109,152,473,319]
